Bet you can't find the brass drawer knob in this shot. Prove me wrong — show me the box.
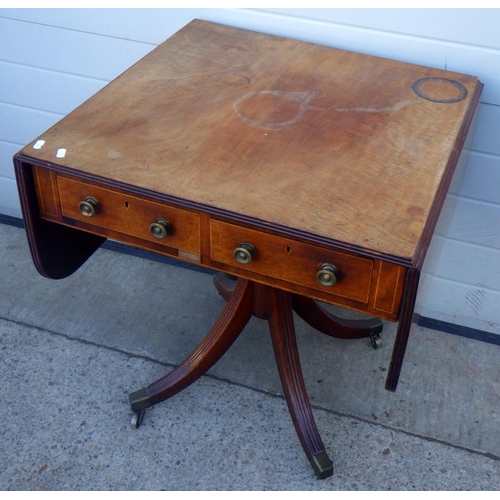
[233,242,256,265]
[316,263,339,287]
[78,196,100,217]
[149,217,172,239]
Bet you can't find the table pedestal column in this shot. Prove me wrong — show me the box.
[129,273,384,479]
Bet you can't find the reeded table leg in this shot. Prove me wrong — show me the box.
[292,295,383,343]
[216,274,384,342]
[212,272,237,301]
[129,278,254,414]
[268,288,334,479]
[130,273,386,479]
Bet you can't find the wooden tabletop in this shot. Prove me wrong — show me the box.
[21,19,482,264]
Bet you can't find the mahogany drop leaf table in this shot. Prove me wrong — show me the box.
[15,20,482,479]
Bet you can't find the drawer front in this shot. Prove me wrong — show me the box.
[57,176,200,254]
[210,220,373,303]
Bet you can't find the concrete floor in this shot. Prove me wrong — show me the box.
[1,221,499,490]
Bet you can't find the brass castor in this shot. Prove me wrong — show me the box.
[130,409,146,429]
[370,334,382,349]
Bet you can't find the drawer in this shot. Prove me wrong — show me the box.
[210,220,373,304]
[57,176,200,255]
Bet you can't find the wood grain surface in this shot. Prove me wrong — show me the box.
[20,19,482,262]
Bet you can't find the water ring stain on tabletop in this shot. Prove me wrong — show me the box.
[233,89,421,130]
[412,77,468,104]
[233,90,328,131]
